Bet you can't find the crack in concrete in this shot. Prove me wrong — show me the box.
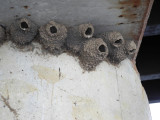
[1,95,18,120]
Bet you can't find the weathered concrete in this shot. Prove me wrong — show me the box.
[0,42,151,120]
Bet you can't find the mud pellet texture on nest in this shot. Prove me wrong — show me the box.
[99,31,127,65]
[9,18,38,45]
[66,24,94,55]
[125,40,137,59]
[79,38,108,71]
[38,21,67,55]
[0,16,137,71]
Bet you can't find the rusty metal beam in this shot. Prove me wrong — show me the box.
[133,0,154,61]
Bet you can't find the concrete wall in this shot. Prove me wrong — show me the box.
[0,42,151,120]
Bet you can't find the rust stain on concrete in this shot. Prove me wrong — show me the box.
[32,65,64,84]
[70,96,104,120]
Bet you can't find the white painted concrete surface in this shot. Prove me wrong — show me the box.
[0,42,151,120]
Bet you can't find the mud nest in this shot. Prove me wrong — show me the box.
[0,17,138,71]
[125,40,137,59]
[66,24,94,54]
[38,21,67,55]
[79,38,108,71]
[9,18,38,45]
[98,32,127,64]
